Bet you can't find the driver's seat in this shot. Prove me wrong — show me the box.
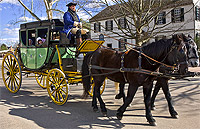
[59,31,76,47]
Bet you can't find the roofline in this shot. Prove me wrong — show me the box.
[89,0,194,22]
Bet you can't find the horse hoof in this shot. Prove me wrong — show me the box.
[151,106,156,110]
[102,112,107,117]
[117,115,122,120]
[93,108,99,112]
[171,114,179,119]
[115,94,123,99]
[149,122,157,126]
[116,113,123,120]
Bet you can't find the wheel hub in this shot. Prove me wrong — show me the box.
[7,71,11,76]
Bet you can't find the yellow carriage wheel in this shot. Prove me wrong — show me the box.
[35,72,48,89]
[88,77,106,97]
[1,52,22,93]
[46,69,68,105]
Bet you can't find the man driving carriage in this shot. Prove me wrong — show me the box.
[63,2,89,47]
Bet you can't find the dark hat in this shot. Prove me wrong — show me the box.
[66,2,77,7]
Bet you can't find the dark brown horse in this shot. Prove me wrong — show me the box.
[82,34,188,126]
[115,34,199,118]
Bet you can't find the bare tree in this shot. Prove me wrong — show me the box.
[88,0,196,46]
[17,0,63,20]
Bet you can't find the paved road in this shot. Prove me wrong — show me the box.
[0,58,200,129]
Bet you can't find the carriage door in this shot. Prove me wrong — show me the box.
[19,30,27,66]
[27,29,36,69]
[36,28,48,68]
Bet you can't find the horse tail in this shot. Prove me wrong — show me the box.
[81,51,94,98]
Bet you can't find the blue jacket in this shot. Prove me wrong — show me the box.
[63,11,80,40]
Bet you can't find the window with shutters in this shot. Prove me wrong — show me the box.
[105,20,113,31]
[155,12,166,25]
[195,6,200,21]
[94,22,101,33]
[118,17,127,29]
[171,8,184,23]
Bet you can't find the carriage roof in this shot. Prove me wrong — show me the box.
[20,19,64,30]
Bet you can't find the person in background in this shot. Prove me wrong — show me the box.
[36,37,43,47]
[63,2,88,47]
[28,39,33,46]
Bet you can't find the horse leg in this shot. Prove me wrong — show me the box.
[143,82,156,126]
[116,83,138,120]
[115,83,126,102]
[93,77,107,116]
[92,86,98,112]
[161,78,178,118]
[151,79,162,110]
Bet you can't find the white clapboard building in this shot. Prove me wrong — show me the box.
[89,0,200,50]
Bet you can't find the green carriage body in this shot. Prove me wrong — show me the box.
[19,19,76,71]
[2,19,105,105]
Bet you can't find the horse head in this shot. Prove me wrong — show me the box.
[184,35,199,67]
[166,34,188,75]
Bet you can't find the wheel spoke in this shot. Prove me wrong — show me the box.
[39,75,43,84]
[50,73,56,85]
[5,76,11,82]
[10,77,14,91]
[50,89,56,96]
[59,90,64,101]
[13,75,19,88]
[14,74,20,81]
[55,90,58,101]
[7,56,11,68]
[3,66,9,71]
[4,60,10,70]
[7,77,11,89]
[60,88,67,95]
[59,78,65,86]
[43,76,46,86]
[13,77,17,91]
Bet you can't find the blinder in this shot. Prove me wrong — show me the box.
[170,39,188,68]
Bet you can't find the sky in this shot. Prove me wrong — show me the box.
[0,0,110,46]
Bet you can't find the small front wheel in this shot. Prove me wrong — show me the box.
[2,52,22,93]
[35,71,48,89]
[46,69,69,105]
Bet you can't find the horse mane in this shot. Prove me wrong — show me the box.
[139,38,174,60]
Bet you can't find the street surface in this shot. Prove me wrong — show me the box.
[0,58,200,129]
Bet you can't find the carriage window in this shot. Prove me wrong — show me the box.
[20,31,26,47]
[37,28,48,47]
[38,28,47,40]
[50,31,60,41]
[28,30,36,46]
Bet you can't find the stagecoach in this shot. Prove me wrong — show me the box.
[1,19,106,105]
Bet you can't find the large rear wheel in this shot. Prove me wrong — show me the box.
[46,69,69,105]
[1,53,22,93]
[88,77,106,97]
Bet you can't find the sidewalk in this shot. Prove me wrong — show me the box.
[188,66,200,72]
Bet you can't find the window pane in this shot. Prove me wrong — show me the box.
[20,31,26,46]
